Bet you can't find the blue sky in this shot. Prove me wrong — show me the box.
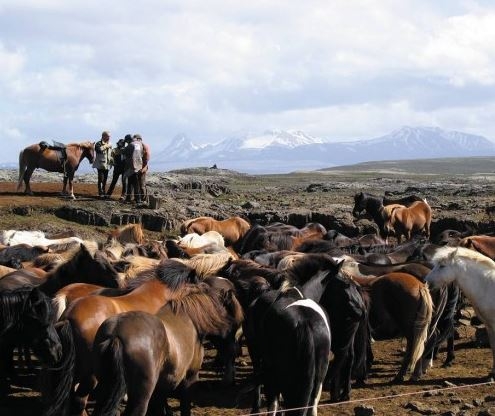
[1,0,495,163]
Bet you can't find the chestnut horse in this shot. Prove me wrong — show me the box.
[17,141,95,199]
[459,235,495,260]
[43,259,198,416]
[180,215,251,247]
[385,200,432,244]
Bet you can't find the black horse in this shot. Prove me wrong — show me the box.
[0,287,62,395]
[244,254,343,415]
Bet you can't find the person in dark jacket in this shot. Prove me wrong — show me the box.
[105,137,128,200]
[123,134,143,203]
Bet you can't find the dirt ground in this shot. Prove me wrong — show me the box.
[1,180,495,415]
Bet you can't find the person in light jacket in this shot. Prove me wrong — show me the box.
[93,131,113,197]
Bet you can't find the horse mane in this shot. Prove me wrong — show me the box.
[0,287,33,331]
[109,223,145,245]
[67,141,94,149]
[434,246,495,269]
[27,252,65,271]
[154,259,197,291]
[174,251,234,279]
[168,283,231,335]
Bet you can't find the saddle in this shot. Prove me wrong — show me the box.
[39,140,68,176]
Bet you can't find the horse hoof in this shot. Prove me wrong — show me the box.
[391,375,404,384]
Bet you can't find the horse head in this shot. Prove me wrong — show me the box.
[81,141,95,164]
[22,287,62,366]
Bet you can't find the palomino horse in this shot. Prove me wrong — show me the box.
[180,215,251,247]
[384,200,432,244]
[426,246,495,380]
[43,259,198,416]
[92,282,241,416]
[17,141,95,199]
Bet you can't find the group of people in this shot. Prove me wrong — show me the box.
[92,131,150,203]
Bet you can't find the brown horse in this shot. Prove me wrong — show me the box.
[108,223,145,245]
[180,215,251,247]
[354,272,433,382]
[459,235,495,260]
[91,282,240,416]
[43,259,198,416]
[385,200,432,244]
[17,141,95,199]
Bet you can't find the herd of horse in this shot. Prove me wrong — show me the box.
[1,191,495,415]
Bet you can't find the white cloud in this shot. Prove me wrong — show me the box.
[0,0,495,165]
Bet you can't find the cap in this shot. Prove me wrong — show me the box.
[133,134,142,140]
[124,134,133,143]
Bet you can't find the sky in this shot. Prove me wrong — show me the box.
[1,0,495,164]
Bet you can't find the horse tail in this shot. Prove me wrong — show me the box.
[41,320,75,416]
[52,294,67,322]
[92,336,126,416]
[409,284,433,371]
[17,150,26,191]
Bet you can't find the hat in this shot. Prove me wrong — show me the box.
[133,134,142,140]
[124,134,133,143]
[117,139,125,147]
[102,131,110,139]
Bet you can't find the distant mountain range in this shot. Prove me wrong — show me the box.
[153,126,495,174]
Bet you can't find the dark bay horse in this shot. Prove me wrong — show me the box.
[43,259,198,416]
[17,141,95,199]
[92,282,237,416]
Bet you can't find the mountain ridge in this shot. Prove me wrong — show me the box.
[154,126,495,173]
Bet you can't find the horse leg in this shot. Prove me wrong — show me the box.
[484,325,495,380]
[23,166,35,195]
[71,372,97,416]
[442,335,455,367]
[68,178,76,200]
[393,336,412,383]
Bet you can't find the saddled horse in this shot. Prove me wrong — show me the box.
[0,287,62,395]
[245,255,343,415]
[43,259,198,416]
[92,282,239,416]
[426,246,495,380]
[17,141,95,199]
[180,215,251,247]
[384,200,432,243]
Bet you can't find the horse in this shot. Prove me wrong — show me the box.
[91,282,239,416]
[244,256,343,415]
[425,246,495,380]
[0,287,62,395]
[43,259,199,416]
[459,235,495,260]
[108,223,145,245]
[384,200,432,244]
[0,229,83,247]
[0,243,50,267]
[354,271,433,382]
[352,192,401,239]
[180,215,251,247]
[17,141,95,199]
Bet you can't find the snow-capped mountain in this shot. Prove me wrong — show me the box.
[153,127,495,173]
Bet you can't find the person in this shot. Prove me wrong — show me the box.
[93,131,113,197]
[105,136,128,200]
[135,134,150,203]
[123,134,143,203]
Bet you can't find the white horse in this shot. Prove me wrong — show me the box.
[0,229,83,247]
[426,246,495,379]
[177,231,225,249]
